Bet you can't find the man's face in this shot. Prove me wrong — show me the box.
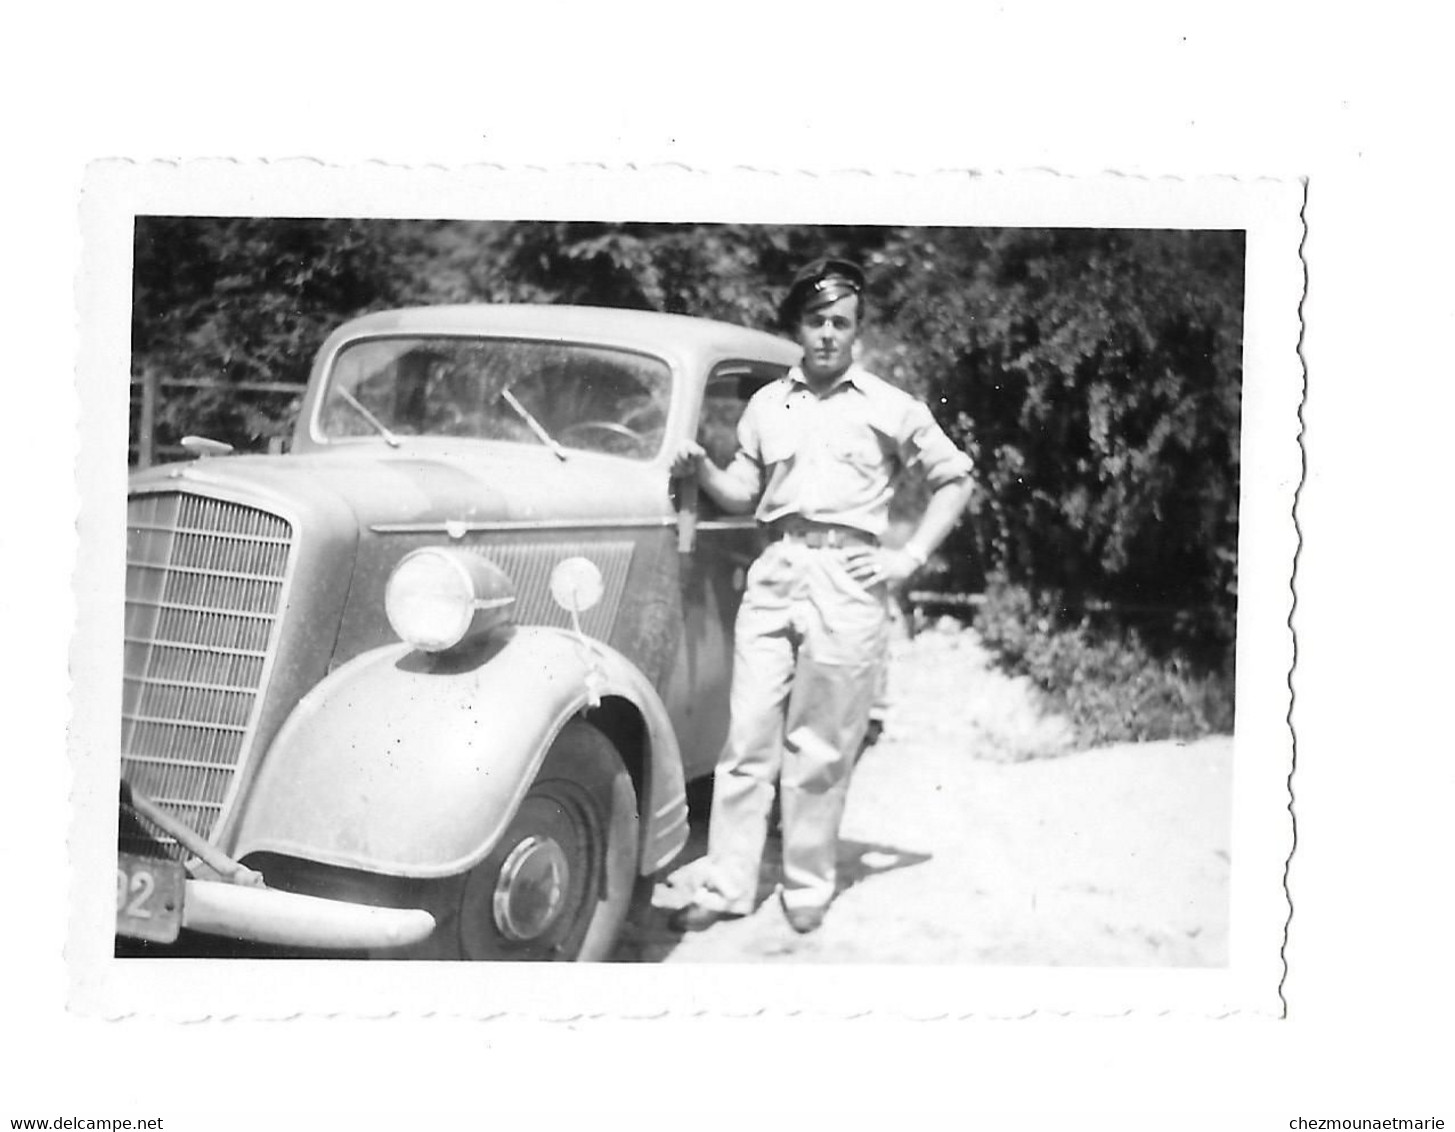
[794,293,860,384]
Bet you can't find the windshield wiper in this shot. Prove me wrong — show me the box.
[500,387,568,461]
[337,386,402,448]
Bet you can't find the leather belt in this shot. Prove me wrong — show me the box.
[765,519,878,549]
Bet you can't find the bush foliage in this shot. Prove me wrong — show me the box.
[876,229,1244,658]
[132,219,1244,732]
[974,575,1236,746]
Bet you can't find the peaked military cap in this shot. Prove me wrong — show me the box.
[778,257,866,329]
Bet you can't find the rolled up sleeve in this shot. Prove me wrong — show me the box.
[720,398,766,497]
[899,401,973,489]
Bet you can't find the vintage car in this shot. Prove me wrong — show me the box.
[117,304,799,960]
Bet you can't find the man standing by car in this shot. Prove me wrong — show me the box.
[670,257,975,934]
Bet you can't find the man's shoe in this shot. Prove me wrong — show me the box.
[783,903,827,934]
[668,904,743,932]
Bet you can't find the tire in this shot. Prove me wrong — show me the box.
[444,720,639,962]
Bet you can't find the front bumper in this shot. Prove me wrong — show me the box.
[180,879,435,951]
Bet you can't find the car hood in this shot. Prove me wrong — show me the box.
[128,441,672,528]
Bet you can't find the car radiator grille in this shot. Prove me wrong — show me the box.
[121,492,292,858]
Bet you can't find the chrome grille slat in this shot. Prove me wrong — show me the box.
[124,597,277,620]
[123,713,248,732]
[122,491,292,859]
[128,523,290,544]
[127,674,262,695]
[126,752,250,772]
[124,637,269,661]
[134,562,292,583]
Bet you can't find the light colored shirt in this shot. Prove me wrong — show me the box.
[722,364,973,537]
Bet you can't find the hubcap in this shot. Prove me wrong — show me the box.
[492,835,571,941]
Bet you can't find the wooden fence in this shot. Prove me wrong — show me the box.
[129,370,302,467]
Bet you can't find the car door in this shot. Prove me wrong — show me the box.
[667,359,786,780]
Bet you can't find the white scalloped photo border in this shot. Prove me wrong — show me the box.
[69,161,1303,1020]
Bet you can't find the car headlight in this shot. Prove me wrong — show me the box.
[384,547,516,652]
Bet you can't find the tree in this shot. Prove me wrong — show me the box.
[407,221,892,331]
[131,219,1244,660]
[874,227,1244,654]
[132,217,431,450]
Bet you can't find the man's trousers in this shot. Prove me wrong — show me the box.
[696,538,888,914]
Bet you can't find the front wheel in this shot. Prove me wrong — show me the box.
[445,720,638,961]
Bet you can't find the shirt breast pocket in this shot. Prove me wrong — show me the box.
[832,437,886,471]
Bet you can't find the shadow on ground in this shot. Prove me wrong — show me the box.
[609,787,932,963]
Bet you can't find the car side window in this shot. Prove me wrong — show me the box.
[698,360,786,467]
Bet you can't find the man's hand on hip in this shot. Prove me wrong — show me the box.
[843,545,919,588]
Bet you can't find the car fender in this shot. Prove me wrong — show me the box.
[230,625,689,879]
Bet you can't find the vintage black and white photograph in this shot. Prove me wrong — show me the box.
[71,165,1300,1018]
[16,7,1453,1127]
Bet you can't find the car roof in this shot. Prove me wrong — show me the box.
[332,304,800,365]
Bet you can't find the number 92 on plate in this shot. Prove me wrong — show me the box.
[116,853,185,944]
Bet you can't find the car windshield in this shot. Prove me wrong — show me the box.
[319,336,672,460]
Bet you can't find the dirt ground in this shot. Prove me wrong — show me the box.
[612,619,1232,965]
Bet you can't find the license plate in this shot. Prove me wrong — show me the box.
[116,853,185,943]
